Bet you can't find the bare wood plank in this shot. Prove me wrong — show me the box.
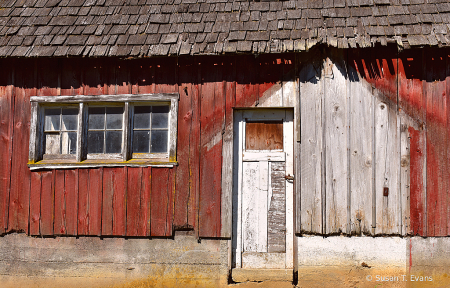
[400,116,411,235]
[102,168,114,235]
[299,55,324,234]
[127,167,142,236]
[65,169,78,235]
[54,169,66,235]
[348,50,374,235]
[88,168,103,236]
[221,57,236,238]
[243,151,286,162]
[374,95,400,235]
[29,172,42,235]
[112,167,127,236]
[30,93,180,103]
[324,53,349,234]
[242,161,263,252]
[78,169,89,235]
[268,162,286,253]
[0,62,14,233]
[40,171,54,235]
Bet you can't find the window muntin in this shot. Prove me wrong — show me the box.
[28,93,179,169]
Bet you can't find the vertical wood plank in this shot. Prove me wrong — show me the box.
[299,54,323,234]
[88,168,103,236]
[398,50,425,235]
[141,167,152,236]
[84,59,106,96]
[151,168,173,237]
[189,58,201,234]
[174,57,194,229]
[112,167,127,236]
[102,168,114,236]
[60,59,83,96]
[242,162,260,252]
[54,169,66,235]
[116,60,130,95]
[324,52,349,234]
[400,118,411,235]
[29,172,42,235]
[348,49,374,235]
[221,57,236,238]
[127,167,142,236]
[65,169,78,235]
[268,162,286,253]
[425,49,447,236]
[235,55,259,107]
[40,171,54,235]
[0,61,14,233]
[78,169,89,235]
[199,58,222,237]
[9,59,33,233]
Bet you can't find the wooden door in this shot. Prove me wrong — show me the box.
[233,109,294,269]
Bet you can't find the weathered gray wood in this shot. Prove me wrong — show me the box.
[168,98,178,162]
[374,95,400,235]
[28,102,39,163]
[268,162,286,253]
[122,102,130,161]
[349,68,374,235]
[300,59,323,234]
[28,162,178,170]
[242,161,265,252]
[400,114,411,235]
[324,54,348,234]
[221,118,233,238]
[242,152,285,162]
[30,93,180,103]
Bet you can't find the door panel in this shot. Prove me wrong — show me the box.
[233,109,294,269]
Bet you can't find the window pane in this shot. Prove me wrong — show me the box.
[62,108,78,131]
[151,130,168,153]
[105,131,122,153]
[61,132,77,155]
[152,106,169,128]
[88,131,104,153]
[133,131,150,153]
[134,106,151,129]
[106,107,123,129]
[45,133,60,154]
[44,109,60,131]
[88,107,105,130]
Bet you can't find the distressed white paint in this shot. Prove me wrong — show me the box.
[234,109,294,269]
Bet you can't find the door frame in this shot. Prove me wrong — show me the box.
[232,108,294,269]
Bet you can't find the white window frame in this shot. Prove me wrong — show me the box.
[28,93,179,170]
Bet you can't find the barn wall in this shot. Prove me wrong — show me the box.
[0,54,293,238]
[0,46,449,238]
[298,46,450,237]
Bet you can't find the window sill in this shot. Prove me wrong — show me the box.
[28,158,178,170]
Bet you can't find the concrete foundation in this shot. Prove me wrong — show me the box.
[1,233,450,287]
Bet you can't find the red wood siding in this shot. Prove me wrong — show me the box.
[0,50,448,237]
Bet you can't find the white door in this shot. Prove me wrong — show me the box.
[233,109,294,269]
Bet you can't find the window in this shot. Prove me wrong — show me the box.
[28,93,178,169]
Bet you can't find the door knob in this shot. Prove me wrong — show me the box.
[285,174,294,181]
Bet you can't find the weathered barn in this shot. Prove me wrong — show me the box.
[1,0,450,286]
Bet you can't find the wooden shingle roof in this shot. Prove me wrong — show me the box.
[0,0,449,57]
